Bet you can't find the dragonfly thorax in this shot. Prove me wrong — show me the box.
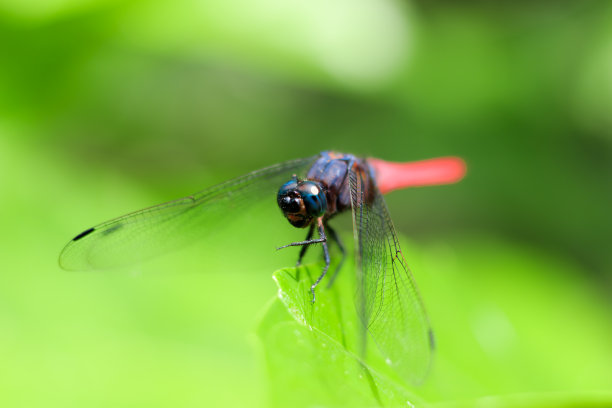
[277,179,327,228]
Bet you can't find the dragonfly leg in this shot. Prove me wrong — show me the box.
[296,224,314,267]
[324,223,345,288]
[310,218,330,303]
[276,232,326,250]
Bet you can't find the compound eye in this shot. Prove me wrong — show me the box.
[298,181,327,217]
[278,180,298,195]
[279,195,301,213]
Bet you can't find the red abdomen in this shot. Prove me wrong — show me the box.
[368,156,466,195]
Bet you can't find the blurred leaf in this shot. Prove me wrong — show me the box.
[119,0,412,90]
[429,392,612,408]
[573,9,612,141]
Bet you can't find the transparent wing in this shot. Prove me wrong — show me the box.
[348,166,434,385]
[59,156,318,271]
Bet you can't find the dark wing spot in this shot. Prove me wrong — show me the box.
[102,223,122,236]
[72,227,94,241]
[428,328,436,351]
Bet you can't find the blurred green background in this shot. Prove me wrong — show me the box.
[2,0,612,406]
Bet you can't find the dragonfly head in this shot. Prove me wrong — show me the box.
[277,179,327,228]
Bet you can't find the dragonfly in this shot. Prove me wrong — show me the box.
[59,151,466,384]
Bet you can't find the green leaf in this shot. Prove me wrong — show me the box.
[256,260,424,408]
